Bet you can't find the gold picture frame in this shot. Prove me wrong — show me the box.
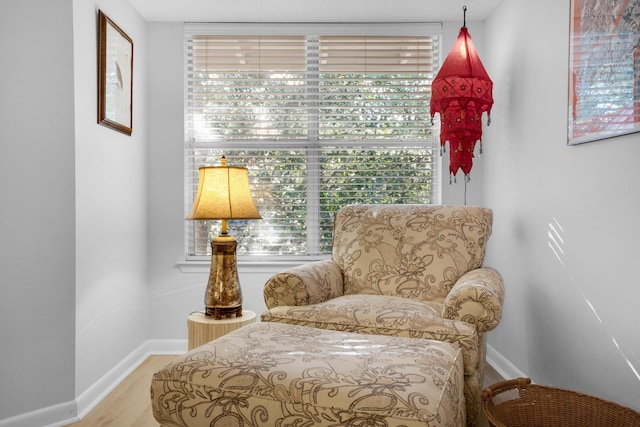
[98,10,133,136]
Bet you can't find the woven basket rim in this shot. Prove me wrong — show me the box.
[481,377,640,427]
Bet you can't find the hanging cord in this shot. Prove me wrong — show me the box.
[462,6,470,205]
[464,176,468,205]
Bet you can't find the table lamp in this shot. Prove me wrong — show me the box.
[187,156,261,319]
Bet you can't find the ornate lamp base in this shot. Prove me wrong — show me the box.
[205,306,243,320]
[204,234,243,320]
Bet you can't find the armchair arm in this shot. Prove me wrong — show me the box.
[263,259,345,309]
[442,267,505,332]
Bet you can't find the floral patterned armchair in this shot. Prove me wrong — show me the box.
[262,204,505,426]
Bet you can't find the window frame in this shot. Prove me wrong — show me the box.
[184,23,443,262]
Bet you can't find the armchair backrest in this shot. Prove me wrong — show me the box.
[332,204,493,302]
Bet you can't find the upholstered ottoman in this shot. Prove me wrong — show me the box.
[151,322,465,427]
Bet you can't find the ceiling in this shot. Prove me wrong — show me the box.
[129,0,503,23]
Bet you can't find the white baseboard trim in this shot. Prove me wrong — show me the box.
[72,339,188,422]
[0,339,187,427]
[145,339,188,355]
[0,400,76,427]
[486,343,527,381]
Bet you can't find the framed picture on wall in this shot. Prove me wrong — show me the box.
[97,10,133,136]
[568,0,640,145]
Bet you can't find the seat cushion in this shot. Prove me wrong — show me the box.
[152,322,465,427]
[261,294,479,375]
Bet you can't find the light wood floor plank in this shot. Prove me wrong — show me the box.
[66,355,175,427]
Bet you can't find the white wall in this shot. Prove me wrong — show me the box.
[483,0,640,411]
[0,0,77,421]
[72,0,149,408]
[145,21,486,340]
[146,22,197,341]
[0,0,150,423]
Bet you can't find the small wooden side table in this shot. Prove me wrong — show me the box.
[187,310,257,350]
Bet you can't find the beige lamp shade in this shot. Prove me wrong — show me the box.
[187,159,261,220]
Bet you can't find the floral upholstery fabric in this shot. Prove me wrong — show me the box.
[262,204,505,426]
[443,268,504,333]
[263,259,345,308]
[332,205,493,301]
[262,294,479,376]
[151,322,465,427]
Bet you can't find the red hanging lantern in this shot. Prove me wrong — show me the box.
[430,7,493,182]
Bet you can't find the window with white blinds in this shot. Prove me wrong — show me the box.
[185,23,441,259]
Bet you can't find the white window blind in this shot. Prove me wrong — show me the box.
[185,24,441,259]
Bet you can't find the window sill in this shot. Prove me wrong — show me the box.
[177,255,330,273]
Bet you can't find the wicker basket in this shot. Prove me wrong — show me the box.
[482,378,640,427]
